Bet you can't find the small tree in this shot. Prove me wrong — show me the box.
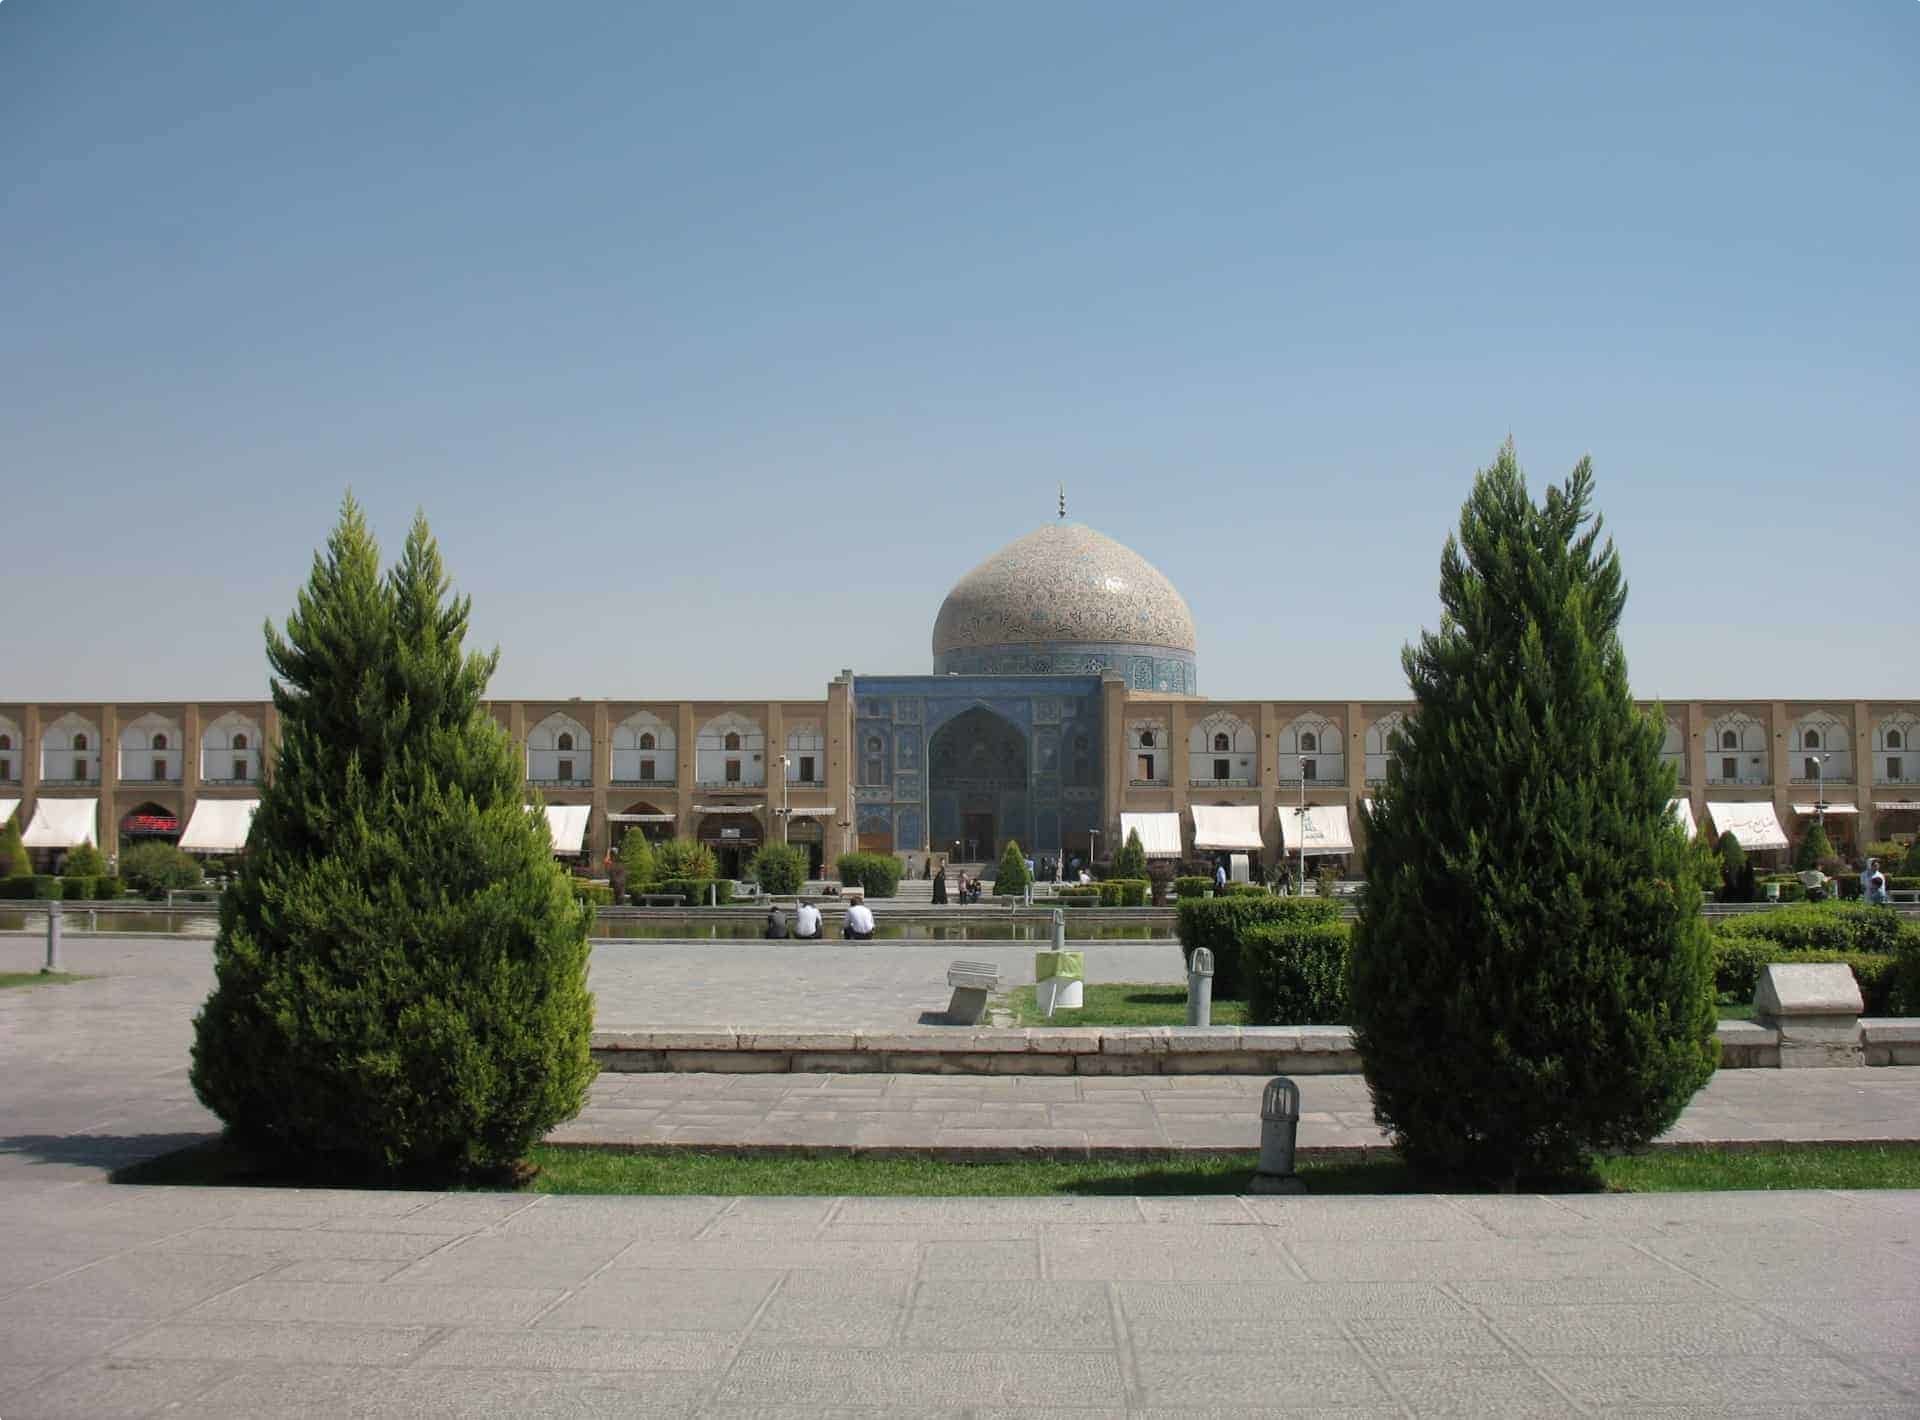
[995,839,1031,893]
[619,829,657,887]
[652,838,716,881]
[191,498,594,1182]
[1717,830,1752,902]
[120,841,204,896]
[1905,838,1920,876]
[1112,827,1148,882]
[1349,444,1716,1185]
[749,841,806,895]
[0,815,24,877]
[1794,820,1836,872]
[64,843,108,878]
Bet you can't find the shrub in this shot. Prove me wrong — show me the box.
[994,841,1031,894]
[1907,840,1920,875]
[652,839,717,882]
[1244,918,1352,1025]
[618,831,657,886]
[60,877,97,900]
[836,852,902,899]
[1095,878,1149,907]
[1709,932,1899,1014]
[1112,829,1148,883]
[1173,876,1213,900]
[33,875,62,900]
[1717,831,1753,902]
[0,874,36,899]
[94,876,123,899]
[1890,876,1920,893]
[119,841,205,897]
[657,877,733,906]
[1349,446,1716,1184]
[1314,864,1340,899]
[1055,886,1101,905]
[191,499,594,1183]
[0,815,24,878]
[1709,902,1913,958]
[65,843,107,878]
[1220,882,1269,898]
[569,881,614,907]
[1756,873,1806,903]
[1176,895,1339,1000]
[1794,821,1836,872]
[748,842,807,896]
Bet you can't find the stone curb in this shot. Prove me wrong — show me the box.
[587,1020,1920,1076]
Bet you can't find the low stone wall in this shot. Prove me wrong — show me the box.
[590,1020,1920,1076]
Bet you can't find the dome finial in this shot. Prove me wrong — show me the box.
[1057,482,1066,520]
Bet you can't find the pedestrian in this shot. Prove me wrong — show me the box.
[843,898,876,940]
[763,905,789,939]
[1214,860,1228,891]
[1864,858,1890,906]
[794,899,822,939]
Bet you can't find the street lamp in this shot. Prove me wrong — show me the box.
[777,755,790,844]
[1298,755,1310,896]
[1088,828,1100,871]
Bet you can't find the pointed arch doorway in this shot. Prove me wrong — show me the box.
[930,706,1028,862]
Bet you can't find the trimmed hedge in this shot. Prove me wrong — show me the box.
[33,875,62,900]
[748,842,807,896]
[569,881,614,907]
[1220,882,1270,898]
[836,853,902,899]
[1710,935,1898,1015]
[1173,876,1213,900]
[1176,895,1340,1000]
[1096,878,1149,907]
[1710,903,1914,958]
[1054,887,1101,905]
[0,874,36,900]
[1244,918,1351,1025]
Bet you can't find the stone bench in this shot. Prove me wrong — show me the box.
[634,893,687,907]
[944,960,1001,1026]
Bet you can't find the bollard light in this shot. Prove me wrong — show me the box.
[1248,1075,1306,1194]
[1186,946,1215,1027]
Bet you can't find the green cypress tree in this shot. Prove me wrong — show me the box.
[1349,444,1716,1185]
[995,839,1031,893]
[1716,830,1751,902]
[190,499,594,1181]
[1905,838,1920,877]
[619,828,657,887]
[1794,820,1836,872]
[0,814,24,878]
[1112,827,1148,882]
[65,843,107,878]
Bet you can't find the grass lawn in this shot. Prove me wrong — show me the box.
[0,971,87,990]
[115,1140,1920,1196]
[1718,1001,1757,1021]
[1003,982,1250,1027]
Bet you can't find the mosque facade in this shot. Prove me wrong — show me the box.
[3,519,1917,876]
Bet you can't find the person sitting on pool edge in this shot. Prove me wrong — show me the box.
[842,898,875,940]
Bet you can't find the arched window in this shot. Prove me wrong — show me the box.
[638,733,654,750]
[867,736,882,754]
[1721,730,1737,751]
[1803,730,1820,750]
[557,732,574,752]
[0,734,10,751]
[1891,730,1905,751]
[724,732,741,752]
[1299,732,1317,753]
[74,734,88,751]
[1139,730,1154,748]
[233,733,248,750]
[152,733,168,750]
[1213,733,1230,753]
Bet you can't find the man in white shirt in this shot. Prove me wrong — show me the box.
[843,899,876,940]
[794,900,822,939]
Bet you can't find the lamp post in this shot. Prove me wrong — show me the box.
[1298,755,1309,896]
[778,755,791,844]
[1088,828,1100,871]
[1812,751,1829,851]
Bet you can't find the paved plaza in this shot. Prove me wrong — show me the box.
[4,932,1920,1415]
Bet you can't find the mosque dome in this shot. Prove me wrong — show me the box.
[930,522,1199,692]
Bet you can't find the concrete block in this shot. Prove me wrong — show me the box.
[1256,1051,1361,1074]
[738,1031,857,1051]
[1162,1051,1267,1075]
[1102,1027,1173,1056]
[1164,1028,1246,1053]
[986,1052,1077,1075]
[1021,1029,1103,1054]
[1714,1020,1780,1069]
[1754,963,1864,1017]
[791,1051,882,1073]
[591,1049,664,1072]
[1296,1026,1356,1053]
[662,1050,790,1073]
[858,1032,953,1053]
[961,1031,1031,1053]
[1073,1055,1144,1076]
[1241,1028,1304,1052]
[1754,963,1863,1068]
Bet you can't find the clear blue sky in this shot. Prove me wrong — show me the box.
[4,1,1915,703]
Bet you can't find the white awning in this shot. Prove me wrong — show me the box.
[1119,812,1182,859]
[608,812,675,824]
[1791,803,1858,815]
[1667,798,1697,840]
[695,804,761,815]
[1278,805,1354,855]
[0,798,18,828]
[1705,801,1789,853]
[786,806,839,818]
[1191,804,1263,852]
[1875,800,1920,812]
[22,798,97,849]
[534,803,590,855]
[178,799,259,853]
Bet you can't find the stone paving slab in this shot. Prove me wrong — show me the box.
[551,1066,1920,1157]
[0,1182,1913,1418]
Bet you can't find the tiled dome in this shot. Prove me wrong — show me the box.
[931,524,1198,688]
